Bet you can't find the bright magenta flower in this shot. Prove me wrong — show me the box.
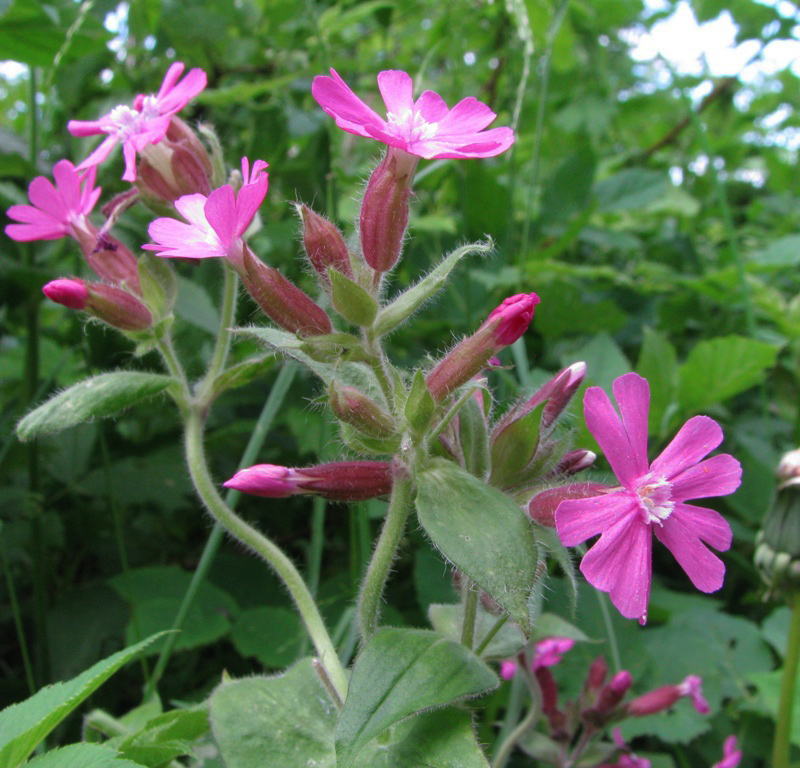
[68,62,207,181]
[144,158,268,270]
[555,373,740,623]
[712,736,742,768]
[5,160,100,242]
[499,636,575,680]
[312,68,514,159]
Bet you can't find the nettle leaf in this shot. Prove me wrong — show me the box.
[210,659,490,768]
[23,743,144,768]
[373,240,492,337]
[16,372,174,442]
[335,628,497,768]
[415,461,540,635]
[677,336,778,415]
[0,634,164,768]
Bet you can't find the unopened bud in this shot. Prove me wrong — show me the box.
[426,293,539,401]
[594,670,633,716]
[43,278,89,309]
[533,637,575,670]
[552,450,596,477]
[359,149,415,273]
[528,483,610,528]
[329,382,395,438]
[242,247,333,337]
[224,461,394,501]
[626,675,708,716]
[585,656,608,694]
[45,278,153,331]
[298,204,352,282]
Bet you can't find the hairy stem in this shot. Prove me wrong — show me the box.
[183,406,348,703]
[358,472,413,641]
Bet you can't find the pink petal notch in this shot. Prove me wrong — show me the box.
[555,372,741,623]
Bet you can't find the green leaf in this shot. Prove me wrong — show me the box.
[16,372,173,442]
[636,327,678,437]
[230,606,303,668]
[677,335,778,414]
[329,269,379,326]
[415,461,540,635]
[24,743,145,768]
[373,241,492,337]
[457,396,490,480]
[428,603,526,659]
[335,628,497,768]
[595,169,669,212]
[489,402,545,488]
[0,634,164,768]
[211,356,275,397]
[210,659,489,767]
[138,253,177,321]
[751,235,800,267]
[747,668,800,747]
[405,370,436,437]
[175,276,219,334]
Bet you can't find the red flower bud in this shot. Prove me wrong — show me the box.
[45,278,153,331]
[43,278,88,309]
[528,483,610,528]
[298,204,353,282]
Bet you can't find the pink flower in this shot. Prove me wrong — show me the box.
[627,674,709,716]
[555,373,740,623]
[312,69,514,160]
[532,637,575,670]
[5,160,101,242]
[68,62,207,181]
[144,158,268,270]
[712,736,742,768]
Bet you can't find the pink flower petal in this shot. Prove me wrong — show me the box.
[580,512,652,620]
[377,69,414,116]
[174,193,211,228]
[613,373,650,478]
[52,160,81,212]
[234,174,268,237]
[651,415,723,478]
[412,128,515,159]
[654,507,727,592]
[204,185,236,248]
[26,176,64,219]
[158,67,207,114]
[414,90,449,123]
[68,117,110,137]
[584,384,642,488]
[312,69,385,139]
[555,490,637,546]
[669,453,742,502]
[663,502,732,551]
[156,62,185,101]
[436,96,498,134]
[76,134,119,171]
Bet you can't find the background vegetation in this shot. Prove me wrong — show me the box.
[1,0,799,765]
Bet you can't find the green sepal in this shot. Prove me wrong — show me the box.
[329,268,379,327]
[405,370,436,437]
[16,372,174,442]
[415,460,539,636]
[339,423,401,456]
[138,252,178,321]
[335,628,497,768]
[489,402,545,488]
[372,240,492,337]
[299,332,373,363]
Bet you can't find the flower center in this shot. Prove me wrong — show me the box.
[633,473,674,525]
[387,108,439,142]
[108,97,160,140]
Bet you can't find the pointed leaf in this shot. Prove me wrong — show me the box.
[489,402,545,487]
[329,269,379,326]
[405,370,436,436]
[0,633,165,768]
[335,628,497,768]
[415,461,540,635]
[16,372,173,442]
[373,240,492,336]
[24,744,145,768]
[458,397,490,480]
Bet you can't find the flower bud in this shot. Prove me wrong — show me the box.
[591,670,633,719]
[585,656,608,695]
[425,292,539,402]
[756,449,800,597]
[298,204,353,283]
[552,450,596,477]
[69,219,141,293]
[44,278,153,331]
[529,483,611,528]
[241,246,333,337]
[329,382,395,438]
[500,660,517,681]
[224,461,394,501]
[533,637,575,670]
[626,675,708,716]
[359,148,415,273]
[713,736,742,768]
[43,278,89,309]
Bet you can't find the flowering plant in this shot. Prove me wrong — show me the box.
[6,59,752,768]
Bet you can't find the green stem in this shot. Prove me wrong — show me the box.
[773,595,800,768]
[197,264,238,402]
[144,363,298,701]
[475,614,508,656]
[492,673,526,766]
[461,580,479,649]
[493,664,543,768]
[358,473,413,641]
[1,539,35,696]
[425,383,481,448]
[596,589,622,673]
[183,406,347,702]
